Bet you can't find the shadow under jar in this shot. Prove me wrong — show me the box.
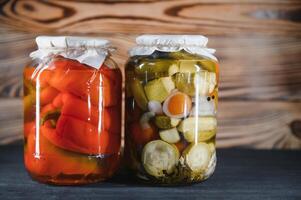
[124,35,219,185]
[23,36,122,185]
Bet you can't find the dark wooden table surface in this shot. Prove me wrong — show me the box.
[0,145,300,200]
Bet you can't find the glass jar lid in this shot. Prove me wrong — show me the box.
[130,35,217,61]
[30,36,113,69]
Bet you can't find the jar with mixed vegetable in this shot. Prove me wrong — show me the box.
[125,35,219,184]
[23,36,122,185]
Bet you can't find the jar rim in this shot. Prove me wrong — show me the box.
[35,36,112,49]
[129,35,217,61]
[135,35,209,47]
[31,36,114,69]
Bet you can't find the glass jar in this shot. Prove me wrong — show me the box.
[124,35,219,185]
[23,36,122,185]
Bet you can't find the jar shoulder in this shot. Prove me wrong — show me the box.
[125,51,218,74]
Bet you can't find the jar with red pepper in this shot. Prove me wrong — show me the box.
[23,36,122,185]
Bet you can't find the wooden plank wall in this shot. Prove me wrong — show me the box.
[0,0,301,149]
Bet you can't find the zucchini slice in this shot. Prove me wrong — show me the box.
[170,118,181,127]
[159,128,181,144]
[142,140,179,177]
[183,129,216,143]
[183,142,211,172]
[204,152,216,178]
[178,117,217,133]
[144,77,175,103]
[168,63,179,76]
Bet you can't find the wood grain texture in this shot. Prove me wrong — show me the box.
[0,0,300,148]
[1,32,301,101]
[1,0,301,35]
[0,98,22,144]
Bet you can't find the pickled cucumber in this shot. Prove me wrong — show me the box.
[179,60,201,73]
[135,60,177,80]
[169,51,205,60]
[168,63,179,76]
[174,73,195,96]
[142,140,179,177]
[154,116,181,129]
[178,117,217,133]
[144,77,175,102]
[183,129,216,143]
[154,115,173,129]
[178,59,217,74]
[130,79,148,110]
[159,128,180,144]
[170,118,181,127]
[175,71,217,96]
[183,142,211,172]
[198,60,218,73]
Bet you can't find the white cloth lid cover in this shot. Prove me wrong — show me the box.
[130,35,217,61]
[30,36,112,69]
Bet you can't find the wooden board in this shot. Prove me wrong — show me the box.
[0,0,300,148]
[1,0,301,35]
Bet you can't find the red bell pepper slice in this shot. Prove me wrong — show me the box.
[41,103,56,116]
[24,121,35,138]
[39,86,59,106]
[52,92,121,133]
[48,56,89,71]
[25,67,53,89]
[49,69,118,107]
[47,58,121,107]
[41,115,120,155]
[36,69,53,88]
[24,122,101,177]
